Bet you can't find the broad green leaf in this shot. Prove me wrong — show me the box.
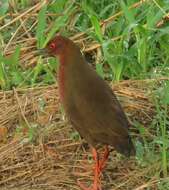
[135,140,144,161]
[31,58,43,85]
[48,0,67,13]
[36,5,47,48]
[102,40,124,81]
[11,71,23,86]
[5,46,21,71]
[82,1,103,42]
[82,1,96,16]
[120,0,135,24]
[0,0,9,16]
[47,57,59,71]
[161,81,169,105]
[0,54,6,89]
[44,4,76,47]
[146,6,163,28]
[90,15,103,42]
[96,63,104,78]
[10,46,20,70]
[43,65,56,84]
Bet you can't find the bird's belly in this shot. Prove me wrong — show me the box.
[65,103,100,146]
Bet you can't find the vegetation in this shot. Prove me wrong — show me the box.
[0,0,169,189]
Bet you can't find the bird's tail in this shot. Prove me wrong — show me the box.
[114,136,135,157]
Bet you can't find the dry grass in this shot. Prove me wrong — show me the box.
[0,78,168,190]
[1,1,169,189]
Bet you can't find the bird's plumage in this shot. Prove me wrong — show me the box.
[46,35,135,156]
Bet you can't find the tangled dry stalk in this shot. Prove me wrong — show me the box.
[1,1,169,189]
[0,78,168,190]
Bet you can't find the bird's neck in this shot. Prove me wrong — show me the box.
[58,50,84,103]
[58,55,66,102]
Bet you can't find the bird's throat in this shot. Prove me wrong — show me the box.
[58,56,65,102]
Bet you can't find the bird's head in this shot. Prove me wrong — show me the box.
[38,35,82,66]
[46,35,72,57]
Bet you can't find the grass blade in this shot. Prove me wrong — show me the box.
[36,5,47,48]
[44,3,76,47]
[90,15,103,42]
[0,54,6,89]
[0,0,9,16]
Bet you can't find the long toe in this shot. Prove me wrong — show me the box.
[93,183,102,190]
[78,180,102,190]
[98,146,109,172]
[77,180,92,190]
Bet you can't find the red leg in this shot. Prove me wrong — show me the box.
[77,148,101,190]
[99,146,109,171]
[78,147,109,190]
[91,148,102,190]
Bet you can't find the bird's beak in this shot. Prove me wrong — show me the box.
[36,48,49,58]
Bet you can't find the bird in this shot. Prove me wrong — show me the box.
[42,35,135,190]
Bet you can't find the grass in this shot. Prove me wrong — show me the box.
[0,0,169,189]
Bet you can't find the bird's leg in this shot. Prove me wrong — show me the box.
[98,146,109,171]
[92,148,102,190]
[77,148,102,190]
[77,146,110,190]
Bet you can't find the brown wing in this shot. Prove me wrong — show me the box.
[64,60,135,156]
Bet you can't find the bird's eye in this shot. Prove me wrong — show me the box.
[49,43,56,49]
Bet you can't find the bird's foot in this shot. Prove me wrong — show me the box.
[77,165,102,190]
[92,146,109,175]
[77,146,109,190]
[73,154,93,177]
[77,180,102,190]
[78,148,102,190]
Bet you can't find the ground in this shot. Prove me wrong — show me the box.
[0,0,169,189]
[0,80,166,190]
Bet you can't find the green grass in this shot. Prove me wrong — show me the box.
[0,0,169,189]
[1,0,169,85]
[153,81,169,177]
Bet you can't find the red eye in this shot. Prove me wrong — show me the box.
[49,43,56,49]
